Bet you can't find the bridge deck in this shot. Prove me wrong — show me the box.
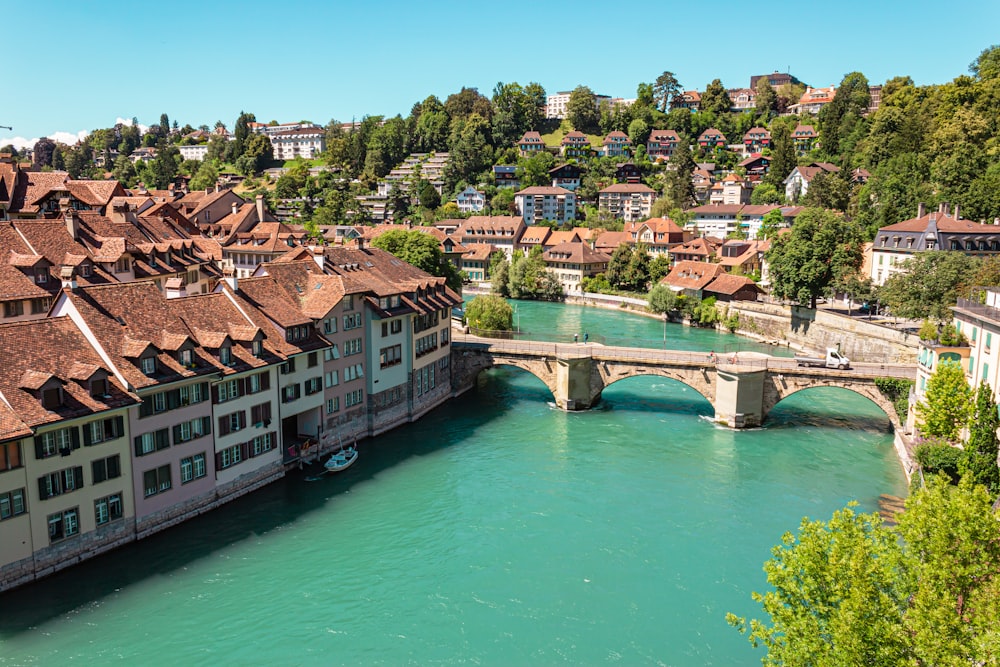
[452,335,915,381]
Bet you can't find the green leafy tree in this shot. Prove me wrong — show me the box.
[417,180,441,210]
[731,477,1000,666]
[647,283,677,313]
[961,381,1000,493]
[664,134,696,210]
[749,182,783,205]
[818,72,869,162]
[765,208,864,308]
[444,113,493,191]
[111,154,138,187]
[727,504,911,666]
[516,151,556,188]
[878,251,980,321]
[652,71,681,112]
[648,254,671,285]
[566,85,600,134]
[489,253,510,296]
[917,360,971,442]
[755,208,784,240]
[754,78,778,121]
[801,170,851,212]
[605,243,633,289]
[189,159,218,192]
[490,188,516,214]
[702,79,732,116]
[371,229,462,291]
[464,294,513,332]
[764,123,796,188]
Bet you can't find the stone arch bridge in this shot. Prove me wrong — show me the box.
[451,336,915,430]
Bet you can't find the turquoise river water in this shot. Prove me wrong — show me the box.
[0,300,908,666]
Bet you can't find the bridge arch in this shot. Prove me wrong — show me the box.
[599,368,715,407]
[456,352,561,403]
[764,381,901,432]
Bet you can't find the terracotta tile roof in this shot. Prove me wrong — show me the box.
[542,241,610,264]
[456,216,525,237]
[648,129,680,142]
[705,274,762,296]
[664,260,726,291]
[461,243,495,261]
[603,131,630,144]
[519,226,552,244]
[673,237,718,257]
[595,231,631,250]
[518,131,543,144]
[545,230,582,246]
[0,317,139,429]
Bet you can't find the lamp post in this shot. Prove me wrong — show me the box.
[663,313,667,348]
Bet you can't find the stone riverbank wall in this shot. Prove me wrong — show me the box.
[726,301,919,364]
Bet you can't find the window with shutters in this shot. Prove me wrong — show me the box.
[218,444,243,469]
[180,452,208,484]
[251,402,272,426]
[86,416,125,446]
[36,427,77,459]
[217,379,241,403]
[173,417,210,444]
[305,377,322,395]
[250,433,273,456]
[324,345,340,361]
[280,358,297,375]
[38,466,83,500]
[325,370,339,387]
[134,429,169,456]
[94,493,123,525]
[323,317,337,334]
[47,507,79,543]
[0,442,22,472]
[282,384,301,403]
[326,397,339,415]
[91,455,121,484]
[218,411,246,435]
[0,488,26,520]
[143,465,171,497]
[307,352,318,368]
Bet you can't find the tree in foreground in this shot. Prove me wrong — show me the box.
[464,294,513,332]
[371,229,462,291]
[764,208,864,308]
[961,381,1000,493]
[647,283,677,314]
[878,251,979,322]
[916,359,971,442]
[729,477,1000,665]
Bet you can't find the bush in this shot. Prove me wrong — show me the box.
[938,326,968,347]
[917,320,938,342]
[914,441,963,484]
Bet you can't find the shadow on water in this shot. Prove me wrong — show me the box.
[0,384,524,637]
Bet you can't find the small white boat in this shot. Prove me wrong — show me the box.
[324,446,358,472]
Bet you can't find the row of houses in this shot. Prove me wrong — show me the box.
[176,122,327,162]
[0,242,461,591]
[515,125,818,162]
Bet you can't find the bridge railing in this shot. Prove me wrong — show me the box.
[453,335,916,379]
[465,328,608,345]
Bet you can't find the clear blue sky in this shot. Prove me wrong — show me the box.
[3,0,998,147]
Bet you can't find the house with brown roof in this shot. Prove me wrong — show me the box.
[594,230,631,254]
[514,186,576,226]
[675,91,701,111]
[647,129,680,162]
[792,124,818,155]
[697,128,727,150]
[783,162,840,202]
[517,226,552,254]
[702,273,763,302]
[542,242,610,294]
[598,183,657,222]
[728,88,756,112]
[560,131,591,158]
[549,164,582,191]
[455,216,526,259]
[615,162,642,184]
[671,237,722,264]
[790,86,836,115]
[460,243,496,282]
[623,217,686,256]
[709,174,752,206]
[738,154,770,183]
[871,202,999,286]
[662,260,727,298]
[517,131,545,157]
[716,239,768,277]
[692,168,714,204]
[602,131,632,158]
[742,128,771,156]
[0,316,141,590]
[0,161,126,219]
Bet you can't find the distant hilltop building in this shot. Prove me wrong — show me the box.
[749,71,804,89]
[545,91,631,119]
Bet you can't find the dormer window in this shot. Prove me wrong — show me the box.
[252,340,263,357]
[179,348,194,368]
[141,356,157,376]
[34,268,48,284]
[149,252,158,268]
[220,345,232,366]
[42,386,63,410]
[90,377,109,398]
[115,257,130,273]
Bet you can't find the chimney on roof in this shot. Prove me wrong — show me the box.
[917,202,925,218]
[355,237,365,250]
[255,194,264,223]
[59,265,77,291]
[206,187,213,196]
[309,245,325,272]
[939,202,949,216]
[65,209,79,241]
[222,263,238,292]
[110,202,127,224]
[954,204,960,220]
[231,201,239,216]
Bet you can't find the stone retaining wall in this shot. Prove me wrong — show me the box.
[727,301,919,363]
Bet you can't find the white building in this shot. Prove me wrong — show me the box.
[514,186,576,225]
[269,126,326,161]
[455,186,486,213]
[178,145,209,162]
[598,184,656,222]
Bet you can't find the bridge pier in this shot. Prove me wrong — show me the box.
[713,366,766,428]
[555,355,602,410]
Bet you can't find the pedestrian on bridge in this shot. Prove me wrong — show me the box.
[584,332,589,343]
[573,333,578,343]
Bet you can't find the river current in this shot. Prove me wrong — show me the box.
[0,300,907,665]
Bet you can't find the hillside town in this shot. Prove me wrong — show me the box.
[1,45,1000,604]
